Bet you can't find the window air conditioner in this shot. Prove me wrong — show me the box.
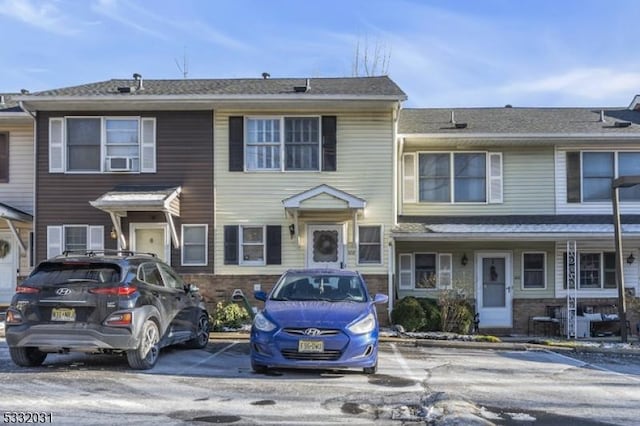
[108,157,132,171]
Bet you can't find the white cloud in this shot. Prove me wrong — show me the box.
[0,0,79,35]
[91,0,169,40]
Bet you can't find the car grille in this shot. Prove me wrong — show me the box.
[283,328,340,336]
[281,349,342,361]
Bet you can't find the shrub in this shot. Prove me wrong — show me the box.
[438,290,474,334]
[212,301,250,331]
[417,298,441,332]
[391,297,426,332]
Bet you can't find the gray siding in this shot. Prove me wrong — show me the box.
[35,111,214,273]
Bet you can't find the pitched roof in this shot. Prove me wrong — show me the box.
[25,76,406,99]
[0,93,23,112]
[399,107,640,135]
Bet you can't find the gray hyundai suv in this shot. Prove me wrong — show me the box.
[5,250,210,370]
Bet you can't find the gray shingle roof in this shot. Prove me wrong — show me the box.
[26,76,406,98]
[393,222,640,235]
[0,93,23,112]
[399,107,640,134]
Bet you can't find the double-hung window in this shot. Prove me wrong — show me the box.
[563,251,617,290]
[570,151,640,202]
[66,118,101,172]
[398,252,452,290]
[358,226,382,264]
[522,252,546,289]
[240,226,265,265]
[46,225,104,258]
[182,224,208,266]
[245,117,320,171]
[414,152,499,203]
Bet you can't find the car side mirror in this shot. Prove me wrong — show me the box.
[254,290,267,302]
[373,294,388,304]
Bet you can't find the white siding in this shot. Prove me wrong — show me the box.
[401,143,555,216]
[0,123,34,214]
[214,109,394,275]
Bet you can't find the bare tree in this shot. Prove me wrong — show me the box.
[352,36,391,76]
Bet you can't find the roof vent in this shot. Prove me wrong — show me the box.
[262,72,270,79]
[614,121,632,128]
[20,89,29,94]
[449,110,467,129]
[599,110,606,123]
[117,86,132,93]
[294,78,311,93]
[505,104,513,108]
[133,73,143,91]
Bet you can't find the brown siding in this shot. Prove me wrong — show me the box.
[35,111,214,273]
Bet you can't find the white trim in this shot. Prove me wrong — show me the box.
[437,253,452,289]
[46,226,62,258]
[399,133,640,140]
[283,184,366,209]
[521,251,547,290]
[402,153,416,203]
[488,152,503,204]
[181,224,208,266]
[48,118,64,173]
[130,223,171,265]
[356,224,383,266]
[140,117,156,173]
[239,225,266,266]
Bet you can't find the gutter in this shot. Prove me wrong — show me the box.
[398,133,640,141]
[392,232,640,241]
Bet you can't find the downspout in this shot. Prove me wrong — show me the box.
[20,101,37,269]
[389,102,401,320]
[387,240,394,323]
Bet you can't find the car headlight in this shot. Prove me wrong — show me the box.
[347,312,376,334]
[253,312,277,332]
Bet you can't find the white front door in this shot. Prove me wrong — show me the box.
[130,224,170,264]
[476,252,513,328]
[307,224,344,269]
[0,232,17,304]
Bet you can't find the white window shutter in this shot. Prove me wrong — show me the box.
[438,253,452,289]
[140,118,156,173]
[49,118,64,172]
[399,253,413,289]
[89,226,104,251]
[403,153,416,203]
[488,153,503,204]
[47,226,63,258]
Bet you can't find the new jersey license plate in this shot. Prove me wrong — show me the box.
[298,340,323,353]
[51,308,76,322]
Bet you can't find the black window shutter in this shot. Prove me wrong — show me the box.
[321,116,337,171]
[566,152,581,203]
[223,226,239,265]
[266,225,282,265]
[0,133,8,183]
[229,116,244,172]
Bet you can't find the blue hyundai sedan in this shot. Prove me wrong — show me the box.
[250,269,388,374]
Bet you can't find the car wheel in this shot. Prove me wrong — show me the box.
[363,361,377,375]
[251,359,268,374]
[127,319,160,370]
[9,347,47,367]
[184,313,210,349]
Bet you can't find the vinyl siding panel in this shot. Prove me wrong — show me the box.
[401,144,555,216]
[215,109,394,275]
[0,123,34,214]
[35,111,214,272]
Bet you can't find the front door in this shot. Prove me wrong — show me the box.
[0,232,16,305]
[476,253,512,328]
[131,224,170,264]
[307,224,344,269]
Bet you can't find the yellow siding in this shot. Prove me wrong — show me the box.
[214,110,394,275]
[0,123,34,214]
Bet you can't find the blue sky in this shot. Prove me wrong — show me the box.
[2,0,640,107]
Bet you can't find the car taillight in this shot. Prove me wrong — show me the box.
[104,312,132,326]
[5,309,24,325]
[15,286,39,294]
[89,286,137,296]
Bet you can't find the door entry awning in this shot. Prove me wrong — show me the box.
[0,202,32,253]
[89,185,182,249]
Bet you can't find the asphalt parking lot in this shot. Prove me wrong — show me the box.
[1,336,640,425]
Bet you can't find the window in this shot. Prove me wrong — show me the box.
[50,117,155,173]
[158,263,185,290]
[522,252,545,289]
[47,225,104,258]
[240,226,265,265]
[399,252,452,289]
[0,132,9,183]
[245,117,320,171]
[415,152,500,203]
[358,226,382,264]
[182,224,208,266]
[138,262,164,286]
[64,225,88,252]
[563,251,618,290]
[569,151,640,202]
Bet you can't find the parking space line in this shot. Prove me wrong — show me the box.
[545,349,640,383]
[175,341,239,374]
[390,343,423,383]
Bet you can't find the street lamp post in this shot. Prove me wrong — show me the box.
[611,176,640,343]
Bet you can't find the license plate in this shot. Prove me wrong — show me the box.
[51,308,76,322]
[298,340,323,353]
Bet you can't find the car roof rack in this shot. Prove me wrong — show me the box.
[57,249,157,258]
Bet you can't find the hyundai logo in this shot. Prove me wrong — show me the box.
[304,328,321,336]
[55,288,72,296]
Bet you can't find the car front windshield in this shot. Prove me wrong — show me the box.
[270,274,367,302]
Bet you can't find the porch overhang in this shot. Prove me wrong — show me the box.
[89,186,182,249]
[392,223,640,242]
[282,184,366,241]
[0,202,32,253]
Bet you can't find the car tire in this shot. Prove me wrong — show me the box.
[127,319,160,370]
[9,347,47,367]
[184,313,210,349]
[363,361,377,375]
[251,360,268,374]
